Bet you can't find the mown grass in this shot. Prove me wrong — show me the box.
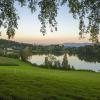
[0,57,100,100]
[0,57,18,66]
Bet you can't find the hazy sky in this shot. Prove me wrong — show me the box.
[1,2,90,44]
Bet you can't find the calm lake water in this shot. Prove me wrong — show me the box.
[29,54,100,72]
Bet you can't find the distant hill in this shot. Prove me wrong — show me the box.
[0,39,33,50]
[63,43,92,48]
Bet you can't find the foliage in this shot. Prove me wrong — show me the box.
[0,0,100,42]
[20,47,32,61]
[54,60,61,68]
[67,44,100,63]
[0,39,65,55]
[44,55,57,68]
[62,53,70,69]
[44,54,72,70]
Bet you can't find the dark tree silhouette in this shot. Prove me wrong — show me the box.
[62,53,70,69]
[0,0,100,42]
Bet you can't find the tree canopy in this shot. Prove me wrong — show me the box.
[0,0,100,42]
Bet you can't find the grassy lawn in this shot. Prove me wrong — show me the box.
[0,57,18,66]
[0,57,100,100]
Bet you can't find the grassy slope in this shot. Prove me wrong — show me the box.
[0,57,18,65]
[0,57,100,100]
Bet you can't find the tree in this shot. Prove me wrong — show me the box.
[62,53,70,69]
[0,0,100,42]
[20,47,32,61]
[54,60,61,68]
[44,55,57,67]
[44,56,50,66]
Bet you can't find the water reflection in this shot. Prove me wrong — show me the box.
[29,53,100,72]
[44,54,72,70]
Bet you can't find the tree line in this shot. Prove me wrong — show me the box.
[67,44,100,63]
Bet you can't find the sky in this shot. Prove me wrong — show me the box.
[1,2,90,44]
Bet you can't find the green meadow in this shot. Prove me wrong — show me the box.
[0,57,100,100]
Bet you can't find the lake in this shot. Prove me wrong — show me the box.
[29,54,100,72]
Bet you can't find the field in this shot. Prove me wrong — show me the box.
[0,57,100,100]
[0,57,18,66]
